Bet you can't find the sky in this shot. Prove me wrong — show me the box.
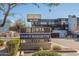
[0,3,79,26]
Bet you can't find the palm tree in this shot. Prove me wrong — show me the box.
[0,3,59,27]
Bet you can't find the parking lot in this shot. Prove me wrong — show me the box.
[51,38,79,56]
[51,38,79,50]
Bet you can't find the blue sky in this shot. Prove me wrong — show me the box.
[1,3,79,23]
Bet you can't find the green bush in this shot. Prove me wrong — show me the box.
[0,40,4,46]
[7,39,20,45]
[32,50,61,56]
[53,45,61,50]
[7,39,20,56]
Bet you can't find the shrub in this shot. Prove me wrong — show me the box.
[0,40,4,46]
[32,50,61,56]
[53,45,61,50]
[7,39,20,56]
[7,39,20,45]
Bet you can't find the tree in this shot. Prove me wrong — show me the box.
[0,3,17,27]
[9,19,27,33]
[0,3,59,27]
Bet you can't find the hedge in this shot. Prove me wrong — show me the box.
[32,50,61,56]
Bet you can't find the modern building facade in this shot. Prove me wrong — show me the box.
[27,14,79,38]
[19,14,79,50]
